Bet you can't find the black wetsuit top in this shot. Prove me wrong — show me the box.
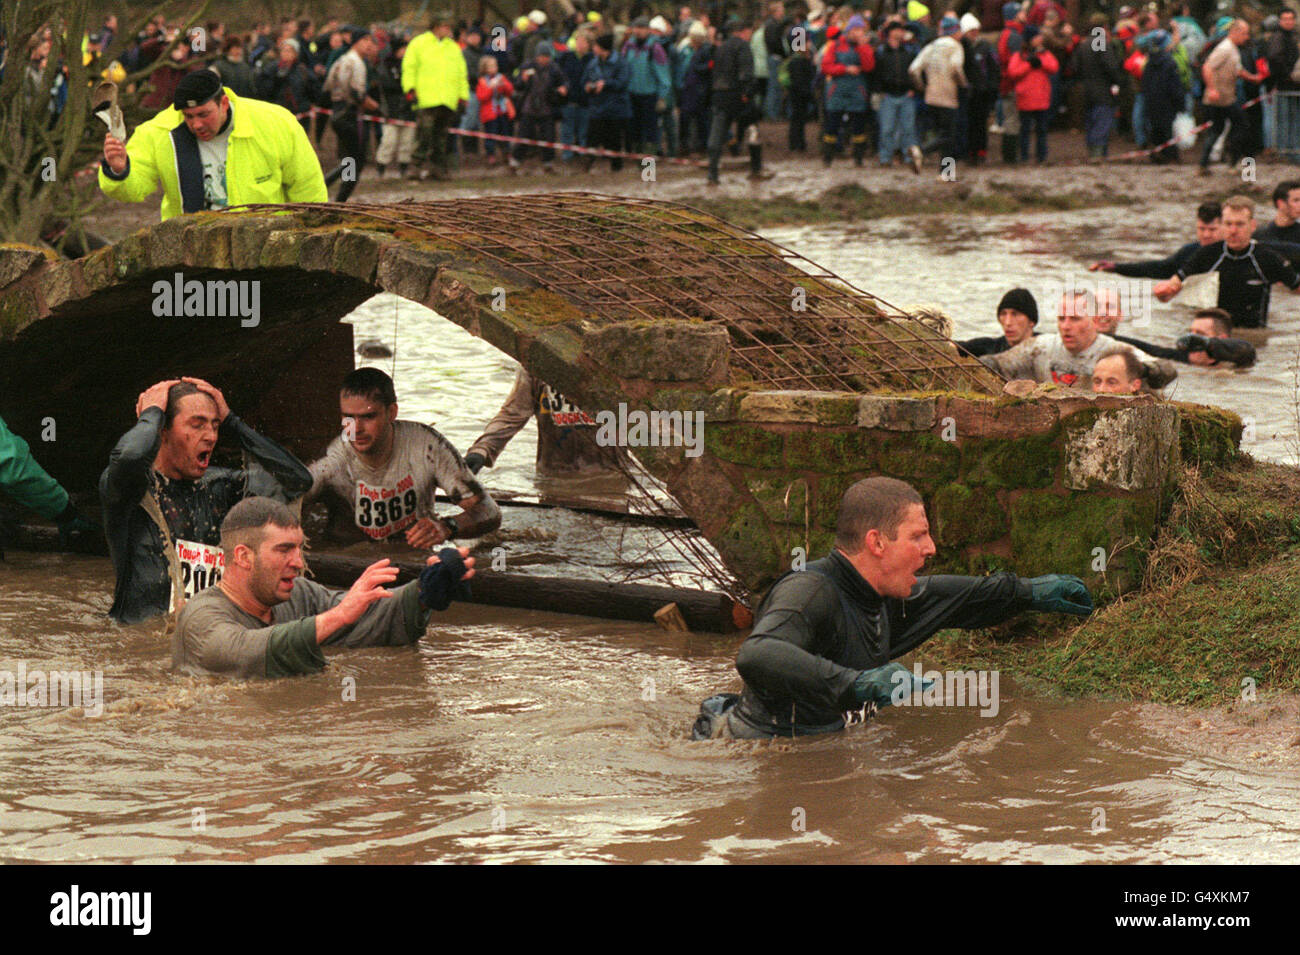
[100,407,313,624]
[956,330,1038,358]
[730,550,1034,737]
[1113,241,1201,280]
[1175,239,1300,329]
[1256,221,1300,244]
[1113,332,1256,367]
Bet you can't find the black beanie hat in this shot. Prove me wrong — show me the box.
[173,69,224,110]
[997,287,1038,324]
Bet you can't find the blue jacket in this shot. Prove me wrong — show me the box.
[621,36,671,98]
[583,52,633,120]
[559,49,593,106]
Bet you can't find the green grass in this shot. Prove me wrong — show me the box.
[920,456,1300,706]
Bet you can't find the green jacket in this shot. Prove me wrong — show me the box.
[97,86,328,221]
[402,31,470,109]
[0,413,69,519]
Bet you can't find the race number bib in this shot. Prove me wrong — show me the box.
[355,475,419,540]
[539,384,596,428]
[176,538,225,606]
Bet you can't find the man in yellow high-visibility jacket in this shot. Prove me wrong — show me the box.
[401,12,470,180]
[99,70,327,220]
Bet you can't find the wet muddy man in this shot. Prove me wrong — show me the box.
[693,476,1094,739]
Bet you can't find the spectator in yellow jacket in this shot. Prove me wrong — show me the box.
[99,70,327,220]
[401,11,471,180]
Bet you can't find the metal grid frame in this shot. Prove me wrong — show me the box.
[231,194,1002,396]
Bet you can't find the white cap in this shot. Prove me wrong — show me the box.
[960,12,981,32]
[688,20,707,38]
[528,9,547,25]
[649,15,671,33]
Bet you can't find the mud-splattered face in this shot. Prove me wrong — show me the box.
[340,394,398,458]
[248,524,306,607]
[160,393,220,480]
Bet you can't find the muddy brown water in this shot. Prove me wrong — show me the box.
[4,206,1299,863]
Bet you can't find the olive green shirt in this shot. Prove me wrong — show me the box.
[173,577,431,679]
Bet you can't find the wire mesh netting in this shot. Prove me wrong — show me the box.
[231,194,1003,396]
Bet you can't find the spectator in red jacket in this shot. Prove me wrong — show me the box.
[1006,27,1057,162]
[475,55,515,164]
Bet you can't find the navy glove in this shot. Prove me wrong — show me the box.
[464,452,485,474]
[852,662,934,707]
[56,503,100,551]
[418,547,471,610]
[1176,333,1209,353]
[1027,574,1093,616]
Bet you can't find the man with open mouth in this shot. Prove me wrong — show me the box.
[173,497,475,679]
[100,377,313,624]
[692,476,1094,739]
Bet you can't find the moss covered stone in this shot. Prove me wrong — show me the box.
[960,431,1058,488]
[704,424,785,468]
[1175,402,1242,468]
[749,474,810,526]
[877,432,960,490]
[932,482,1007,547]
[814,471,870,526]
[714,502,785,591]
[784,428,878,471]
[738,390,859,425]
[1009,489,1160,595]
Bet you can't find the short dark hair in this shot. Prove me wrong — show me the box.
[1095,347,1144,384]
[163,381,214,429]
[834,477,923,554]
[220,496,300,553]
[341,367,397,406]
[1273,179,1300,207]
[1196,201,1222,223]
[1193,307,1233,336]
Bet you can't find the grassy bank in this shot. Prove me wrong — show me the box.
[920,455,1300,705]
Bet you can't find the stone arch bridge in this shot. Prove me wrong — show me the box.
[0,195,1239,600]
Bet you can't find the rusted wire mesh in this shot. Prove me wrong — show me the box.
[231,194,1003,396]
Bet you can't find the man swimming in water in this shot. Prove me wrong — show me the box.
[1154,195,1300,328]
[954,288,1040,358]
[1089,202,1223,278]
[100,377,313,624]
[305,368,500,548]
[692,477,1093,739]
[979,289,1176,388]
[173,496,475,679]
[1091,289,1255,367]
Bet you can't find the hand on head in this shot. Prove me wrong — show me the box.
[137,379,181,416]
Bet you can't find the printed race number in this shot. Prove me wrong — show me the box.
[356,487,419,536]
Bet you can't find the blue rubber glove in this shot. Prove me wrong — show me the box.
[1027,574,1094,616]
[418,547,471,610]
[852,662,934,707]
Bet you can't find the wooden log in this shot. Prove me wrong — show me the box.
[306,552,745,633]
[654,602,691,633]
[7,519,747,633]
